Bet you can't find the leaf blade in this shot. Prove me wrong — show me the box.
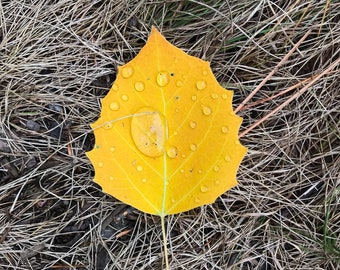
[86,27,247,216]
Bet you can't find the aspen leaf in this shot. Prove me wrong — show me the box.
[86,27,247,216]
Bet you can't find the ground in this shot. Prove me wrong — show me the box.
[0,1,339,269]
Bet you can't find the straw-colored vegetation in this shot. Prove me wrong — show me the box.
[0,1,339,269]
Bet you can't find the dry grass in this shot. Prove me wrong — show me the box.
[0,0,339,269]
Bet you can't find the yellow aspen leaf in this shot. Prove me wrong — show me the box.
[86,27,247,217]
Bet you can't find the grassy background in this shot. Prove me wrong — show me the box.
[0,0,339,269]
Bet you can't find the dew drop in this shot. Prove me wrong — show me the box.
[103,122,112,130]
[181,154,186,158]
[121,66,134,78]
[167,146,178,159]
[196,80,207,90]
[111,84,119,91]
[121,94,129,101]
[215,180,220,185]
[221,126,229,134]
[198,169,203,174]
[194,197,200,203]
[171,198,176,203]
[110,146,115,152]
[211,93,219,99]
[180,169,185,173]
[222,93,228,99]
[213,165,220,172]
[142,178,147,183]
[136,165,143,172]
[200,185,209,193]
[131,107,166,157]
[134,81,145,92]
[191,95,197,101]
[156,71,169,86]
[224,155,231,162]
[109,176,114,181]
[202,106,212,115]
[176,80,183,87]
[98,162,103,168]
[234,140,240,145]
[173,131,178,136]
[189,121,197,129]
[190,144,197,151]
[109,101,120,111]
[202,70,208,76]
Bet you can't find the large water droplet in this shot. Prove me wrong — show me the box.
[167,146,178,159]
[109,101,120,111]
[189,121,197,129]
[200,185,209,192]
[156,71,169,86]
[202,106,212,115]
[134,81,145,92]
[121,66,134,78]
[131,107,166,157]
[196,80,207,90]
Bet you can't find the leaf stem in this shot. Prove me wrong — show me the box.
[161,215,170,270]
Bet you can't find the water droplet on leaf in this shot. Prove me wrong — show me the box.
[104,122,112,130]
[137,165,143,172]
[121,94,129,101]
[131,107,165,157]
[189,121,197,129]
[213,165,220,172]
[167,146,178,158]
[176,80,183,87]
[109,101,120,111]
[135,81,145,92]
[196,80,207,90]
[200,185,209,193]
[122,66,134,78]
[190,144,197,151]
[156,71,169,86]
[221,126,229,134]
[202,106,212,115]
[211,93,218,99]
